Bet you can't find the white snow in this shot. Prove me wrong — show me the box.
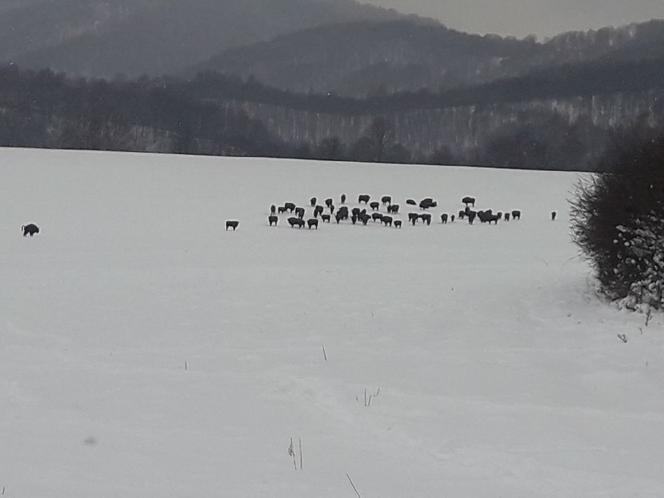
[1,148,663,497]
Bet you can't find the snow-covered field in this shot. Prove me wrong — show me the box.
[1,148,663,497]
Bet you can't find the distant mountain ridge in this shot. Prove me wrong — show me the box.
[193,19,664,96]
[5,0,403,77]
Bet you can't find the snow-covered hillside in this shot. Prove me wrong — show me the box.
[1,148,662,497]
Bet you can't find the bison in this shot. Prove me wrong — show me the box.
[467,211,477,225]
[284,202,296,213]
[512,210,522,221]
[278,206,287,214]
[270,204,276,214]
[420,198,437,210]
[406,199,417,206]
[358,194,371,204]
[22,224,40,237]
[370,202,380,211]
[441,214,449,224]
[387,204,400,214]
[382,216,393,227]
[419,213,432,225]
[308,218,319,229]
[341,194,347,204]
[394,220,402,229]
[504,213,511,222]
[288,217,305,228]
[295,207,305,219]
[408,213,419,225]
[325,198,334,208]
[225,221,239,231]
[381,196,392,205]
[372,213,384,222]
[310,197,317,207]
[551,211,557,221]
[352,207,361,218]
[314,205,324,218]
[451,215,456,223]
[462,196,476,207]
[360,213,371,225]
[321,214,331,223]
[268,215,278,227]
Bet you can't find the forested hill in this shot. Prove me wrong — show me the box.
[0,57,662,171]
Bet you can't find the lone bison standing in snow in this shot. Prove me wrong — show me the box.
[22,224,40,237]
[225,221,239,231]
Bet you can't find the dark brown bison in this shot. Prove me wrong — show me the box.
[360,213,371,225]
[295,207,305,219]
[458,210,466,220]
[467,211,477,224]
[284,202,296,213]
[512,210,522,220]
[372,213,384,222]
[408,213,419,225]
[325,198,334,208]
[288,217,305,228]
[310,197,317,207]
[382,216,393,227]
[462,196,476,207]
[394,220,402,228]
[337,206,349,220]
[314,205,324,218]
[351,215,358,225]
[551,211,557,221]
[322,214,331,223]
[225,221,239,231]
[268,215,278,227]
[22,224,40,237]
[451,215,456,223]
[504,213,511,222]
[381,196,392,205]
[352,207,361,218]
[420,198,437,210]
[358,194,370,204]
[419,213,432,225]
[387,204,400,214]
[270,204,276,214]
[370,202,380,211]
[341,194,347,204]
[308,218,319,229]
[278,206,287,214]
[441,214,449,224]
[406,199,417,206]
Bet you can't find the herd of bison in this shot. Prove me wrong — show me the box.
[223,194,558,231]
[20,194,557,237]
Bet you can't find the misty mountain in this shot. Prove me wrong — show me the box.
[193,19,664,96]
[7,0,402,77]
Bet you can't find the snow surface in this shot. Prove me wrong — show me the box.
[1,148,663,497]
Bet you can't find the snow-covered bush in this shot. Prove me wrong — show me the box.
[571,133,664,310]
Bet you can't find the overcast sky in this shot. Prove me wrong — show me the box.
[365,0,664,38]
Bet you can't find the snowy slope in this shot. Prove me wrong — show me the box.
[0,148,663,498]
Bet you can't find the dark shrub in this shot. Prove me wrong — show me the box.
[571,133,664,310]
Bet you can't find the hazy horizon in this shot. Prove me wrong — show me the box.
[365,0,664,38]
